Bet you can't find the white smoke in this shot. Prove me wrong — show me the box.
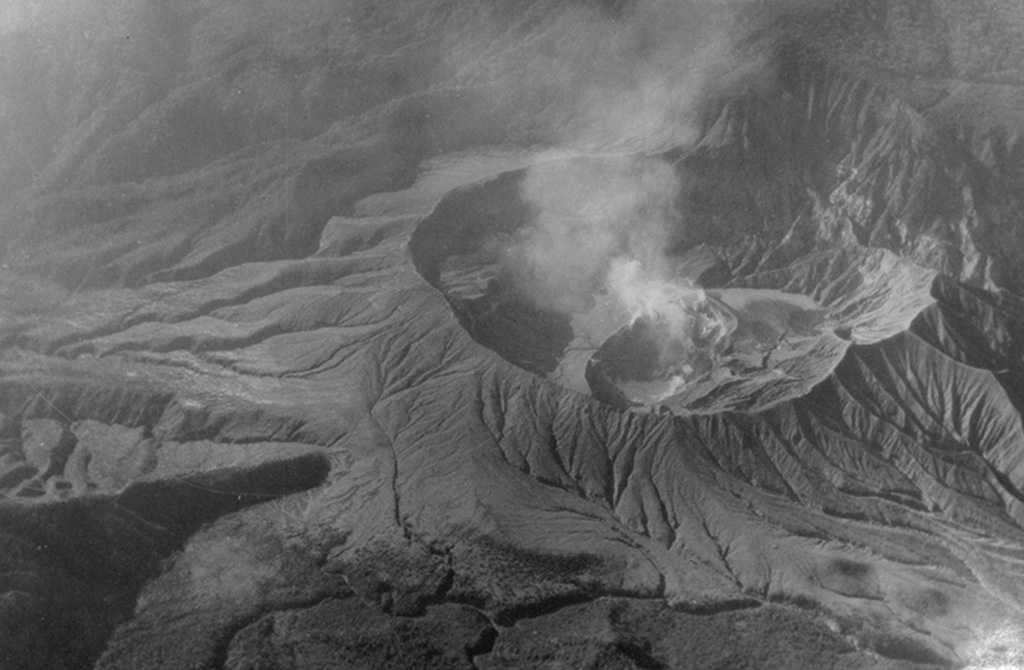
[506,0,771,389]
[509,154,680,314]
[608,256,730,394]
[606,257,707,335]
[564,1,776,154]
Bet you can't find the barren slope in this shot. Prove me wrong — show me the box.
[4,1,1024,669]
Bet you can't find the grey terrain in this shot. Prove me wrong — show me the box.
[3,1,1024,668]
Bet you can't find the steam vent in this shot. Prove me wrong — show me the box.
[6,1,1024,669]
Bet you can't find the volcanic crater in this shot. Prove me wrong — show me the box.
[412,153,937,415]
[6,1,1024,669]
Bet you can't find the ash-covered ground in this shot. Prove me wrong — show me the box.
[4,1,1024,668]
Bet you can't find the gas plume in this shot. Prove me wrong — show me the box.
[510,154,681,314]
[506,0,771,386]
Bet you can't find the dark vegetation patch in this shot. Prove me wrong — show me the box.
[223,599,492,670]
[612,639,666,670]
[904,588,952,618]
[0,450,330,670]
[118,452,331,533]
[670,597,763,615]
[325,539,454,617]
[445,536,614,625]
[481,598,934,670]
[492,592,599,627]
[829,558,872,579]
[0,498,171,670]
[869,633,956,667]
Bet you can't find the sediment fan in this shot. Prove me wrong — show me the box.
[4,1,1024,669]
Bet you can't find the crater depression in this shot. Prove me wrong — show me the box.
[412,154,937,415]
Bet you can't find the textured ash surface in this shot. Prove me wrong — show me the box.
[4,1,1024,669]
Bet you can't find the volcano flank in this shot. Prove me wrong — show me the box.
[4,1,1024,669]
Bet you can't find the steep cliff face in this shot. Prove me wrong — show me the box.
[687,49,1024,293]
[4,1,1024,669]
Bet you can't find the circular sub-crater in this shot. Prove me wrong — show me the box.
[411,156,937,415]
